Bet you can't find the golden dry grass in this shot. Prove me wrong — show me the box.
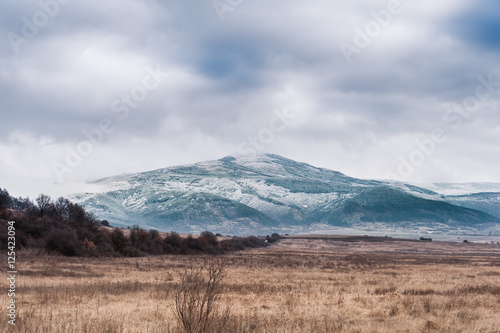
[2,236,500,332]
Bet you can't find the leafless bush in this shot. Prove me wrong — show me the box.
[389,303,399,317]
[422,297,432,314]
[173,259,233,333]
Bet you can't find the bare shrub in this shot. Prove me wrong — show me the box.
[199,231,218,246]
[389,303,399,317]
[45,228,82,256]
[173,259,233,333]
[457,309,479,322]
[424,320,440,330]
[110,228,129,253]
[422,297,432,314]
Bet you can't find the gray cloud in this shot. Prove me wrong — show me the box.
[1,0,499,197]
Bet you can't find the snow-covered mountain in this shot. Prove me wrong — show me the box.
[71,154,500,235]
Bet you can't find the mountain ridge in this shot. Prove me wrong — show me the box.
[72,154,500,235]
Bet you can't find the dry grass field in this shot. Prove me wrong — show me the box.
[2,235,500,333]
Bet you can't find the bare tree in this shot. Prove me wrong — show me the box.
[36,194,52,217]
[54,197,70,220]
[0,188,11,209]
[173,259,232,333]
[110,228,129,253]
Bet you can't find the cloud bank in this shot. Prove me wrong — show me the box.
[1,0,499,197]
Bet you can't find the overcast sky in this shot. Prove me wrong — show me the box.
[1,0,499,198]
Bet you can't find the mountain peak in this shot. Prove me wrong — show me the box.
[219,153,346,178]
[221,153,288,164]
[73,154,500,235]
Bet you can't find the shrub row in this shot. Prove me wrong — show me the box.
[0,188,279,257]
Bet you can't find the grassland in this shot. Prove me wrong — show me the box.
[2,235,500,332]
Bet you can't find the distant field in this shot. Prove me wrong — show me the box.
[305,229,500,243]
[2,236,500,332]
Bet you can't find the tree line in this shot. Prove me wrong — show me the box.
[0,188,280,257]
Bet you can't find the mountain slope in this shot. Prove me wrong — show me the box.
[316,187,498,226]
[445,192,500,218]
[71,154,500,235]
